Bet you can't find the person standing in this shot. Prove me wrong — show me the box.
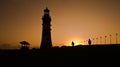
[88,39,92,45]
[72,41,75,47]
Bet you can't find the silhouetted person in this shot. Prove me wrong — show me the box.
[88,39,92,45]
[72,41,74,46]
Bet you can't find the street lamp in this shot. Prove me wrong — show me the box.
[109,35,112,44]
[105,36,107,44]
[116,33,118,44]
[100,36,102,44]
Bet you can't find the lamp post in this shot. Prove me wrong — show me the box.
[93,38,94,45]
[96,38,98,44]
[100,36,102,44]
[84,40,86,45]
[105,36,107,44]
[109,35,112,44]
[116,33,118,44]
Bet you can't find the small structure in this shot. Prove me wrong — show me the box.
[20,41,30,50]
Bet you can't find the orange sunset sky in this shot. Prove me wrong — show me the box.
[0,0,120,49]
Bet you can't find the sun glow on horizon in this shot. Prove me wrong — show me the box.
[66,38,84,46]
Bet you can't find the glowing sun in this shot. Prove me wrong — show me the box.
[67,39,83,46]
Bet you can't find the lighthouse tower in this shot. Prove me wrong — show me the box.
[40,8,52,49]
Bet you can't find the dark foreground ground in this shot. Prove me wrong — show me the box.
[0,44,120,66]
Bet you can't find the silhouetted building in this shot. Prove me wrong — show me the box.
[40,8,52,49]
[20,41,30,50]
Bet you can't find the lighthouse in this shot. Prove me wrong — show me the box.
[40,8,52,49]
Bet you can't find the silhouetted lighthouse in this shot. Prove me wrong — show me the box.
[40,8,52,49]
